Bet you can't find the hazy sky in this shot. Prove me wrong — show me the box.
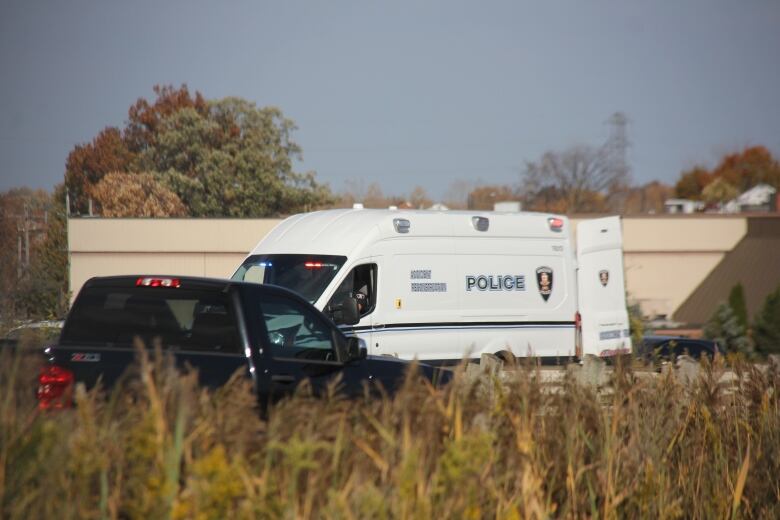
[1,0,779,200]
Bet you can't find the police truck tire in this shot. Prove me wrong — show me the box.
[495,350,517,367]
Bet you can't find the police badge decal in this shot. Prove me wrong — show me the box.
[535,266,553,301]
[599,270,609,287]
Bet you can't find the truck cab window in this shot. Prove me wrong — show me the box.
[326,264,377,321]
[259,295,337,361]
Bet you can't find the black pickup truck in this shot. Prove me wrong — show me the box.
[38,276,446,409]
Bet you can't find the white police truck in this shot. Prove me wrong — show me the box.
[232,209,632,364]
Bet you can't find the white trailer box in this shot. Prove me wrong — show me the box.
[232,209,632,363]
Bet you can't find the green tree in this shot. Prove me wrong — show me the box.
[727,283,748,330]
[125,84,209,155]
[0,188,55,320]
[701,177,739,205]
[141,96,333,217]
[627,301,645,352]
[65,85,332,218]
[14,186,69,319]
[752,286,780,356]
[703,302,754,356]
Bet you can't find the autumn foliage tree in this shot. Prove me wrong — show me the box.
[91,173,187,217]
[124,84,209,154]
[674,146,780,200]
[64,85,332,217]
[64,127,134,214]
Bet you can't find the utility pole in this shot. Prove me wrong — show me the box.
[24,204,30,267]
[14,202,46,278]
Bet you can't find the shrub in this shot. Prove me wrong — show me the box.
[1,347,779,518]
[704,302,754,356]
[753,285,780,356]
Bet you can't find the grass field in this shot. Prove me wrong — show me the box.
[1,341,778,519]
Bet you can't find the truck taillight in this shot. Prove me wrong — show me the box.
[37,365,74,410]
[548,217,564,232]
[136,277,181,288]
[574,311,582,358]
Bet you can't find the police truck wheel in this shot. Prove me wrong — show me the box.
[495,350,517,367]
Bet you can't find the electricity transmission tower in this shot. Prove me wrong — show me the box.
[606,112,630,181]
[605,112,631,212]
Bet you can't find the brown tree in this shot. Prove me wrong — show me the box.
[712,146,780,192]
[674,166,712,200]
[674,146,780,200]
[623,181,674,214]
[467,185,517,210]
[125,84,208,154]
[442,180,474,210]
[520,145,624,213]
[64,127,135,214]
[90,172,187,217]
[408,186,432,209]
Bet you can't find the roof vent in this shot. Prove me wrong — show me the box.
[393,218,411,234]
[471,216,489,232]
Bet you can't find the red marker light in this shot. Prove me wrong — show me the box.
[136,277,181,288]
[548,217,564,232]
[37,365,74,409]
[304,262,323,269]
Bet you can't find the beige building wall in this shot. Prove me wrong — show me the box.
[68,218,281,303]
[569,216,747,318]
[68,215,749,320]
[621,217,747,318]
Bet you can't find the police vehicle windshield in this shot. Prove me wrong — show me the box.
[232,254,347,303]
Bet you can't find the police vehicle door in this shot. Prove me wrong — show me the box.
[576,216,632,357]
[324,260,377,348]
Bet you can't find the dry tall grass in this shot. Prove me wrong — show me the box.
[1,343,778,519]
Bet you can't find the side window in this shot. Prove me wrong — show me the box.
[259,294,336,361]
[678,341,704,358]
[326,263,377,318]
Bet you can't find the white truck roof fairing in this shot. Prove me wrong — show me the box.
[251,209,571,257]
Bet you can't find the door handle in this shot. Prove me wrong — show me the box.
[372,323,385,330]
[271,374,296,384]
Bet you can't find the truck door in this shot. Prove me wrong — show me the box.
[576,216,632,357]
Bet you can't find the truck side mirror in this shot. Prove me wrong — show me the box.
[347,336,367,361]
[341,297,360,325]
[328,297,359,326]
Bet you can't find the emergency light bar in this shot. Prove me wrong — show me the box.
[304,262,323,269]
[135,277,181,288]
